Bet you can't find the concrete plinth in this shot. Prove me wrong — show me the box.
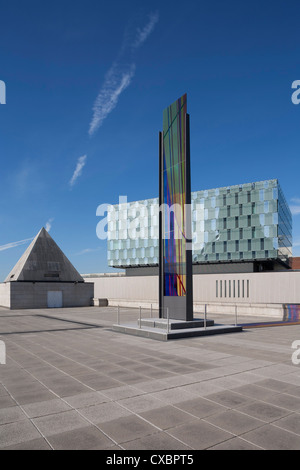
[139,318,215,330]
[113,317,243,341]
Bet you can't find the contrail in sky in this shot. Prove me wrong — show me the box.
[89,11,159,137]
[0,238,34,252]
[69,154,87,188]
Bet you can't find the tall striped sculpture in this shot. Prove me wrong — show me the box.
[159,94,193,321]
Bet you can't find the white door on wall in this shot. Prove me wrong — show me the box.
[47,291,63,308]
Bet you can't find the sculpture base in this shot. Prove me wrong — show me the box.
[113,317,243,341]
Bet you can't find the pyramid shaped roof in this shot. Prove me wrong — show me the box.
[5,228,84,283]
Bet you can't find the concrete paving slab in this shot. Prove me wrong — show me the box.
[0,395,17,409]
[205,409,265,435]
[100,385,146,400]
[242,423,300,450]
[10,389,58,405]
[174,397,228,418]
[232,383,281,401]
[205,390,255,408]
[208,437,262,450]
[264,393,300,411]
[98,415,159,444]
[47,426,116,450]
[236,401,291,422]
[0,420,42,448]
[1,306,300,449]
[22,399,72,418]
[79,402,131,424]
[0,406,27,425]
[1,438,52,450]
[272,413,300,434]
[123,431,193,450]
[118,395,166,414]
[32,410,90,437]
[167,419,233,449]
[63,391,109,409]
[150,388,199,405]
[139,405,197,429]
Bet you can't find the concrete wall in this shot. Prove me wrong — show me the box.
[2,282,94,310]
[92,275,158,303]
[88,271,300,318]
[0,283,11,308]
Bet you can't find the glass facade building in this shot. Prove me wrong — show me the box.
[107,179,292,269]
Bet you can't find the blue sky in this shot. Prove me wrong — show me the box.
[0,0,300,280]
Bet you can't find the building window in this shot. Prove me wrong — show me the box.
[260,238,264,250]
[248,239,251,251]
[238,280,240,298]
[259,189,264,201]
[247,191,251,203]
[47,262,60,272]
[229,280,231,297]
[233,280,236,298]
[247,280,250,298]
[220,280,223,297]
[216,280,218,298]
[224,280,227,298]
[242,280,245,298]
[264,201,269,213]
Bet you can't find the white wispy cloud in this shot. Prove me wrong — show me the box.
[290,198,300,215]
[89,64,136,136]
[88,11,159,137]
[0,238,33,252]
[132,11,159,50]
[45,218,54,232]
[69,155,87,188]
[75,247,102,256]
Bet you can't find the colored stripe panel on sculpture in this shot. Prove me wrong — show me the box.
[162,94,187,296]
[283,304,300,322]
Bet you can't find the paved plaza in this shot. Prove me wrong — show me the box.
[1,306,300,450]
